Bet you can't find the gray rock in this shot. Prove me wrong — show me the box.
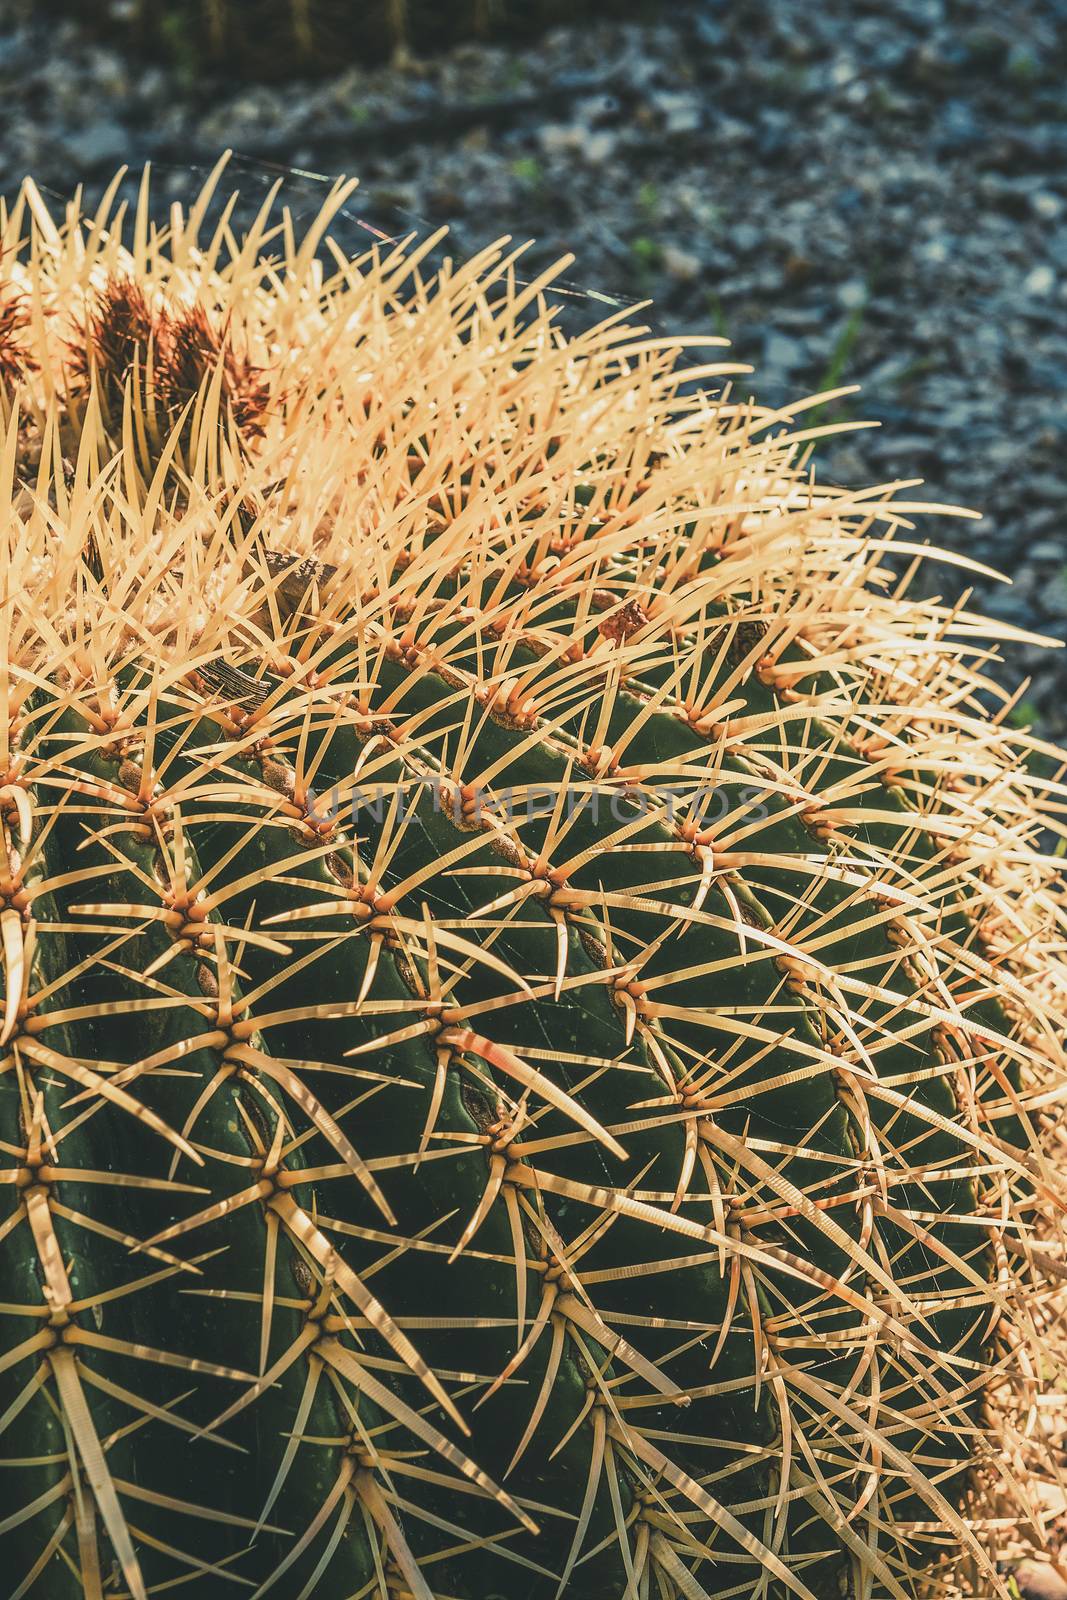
[1040,572,1067,619]
[869,434,936,460]
[581,130,617,165]
[837,278,868,310]
[1025,265,1057,297]
[537,123,582,157]
[731,223,761,255]
[661,243,701,282]
[762,332,808,376]
[1033,191,1065,221]
[66,117,128,170]
[652,91,702,135]
[988,598,1035,632]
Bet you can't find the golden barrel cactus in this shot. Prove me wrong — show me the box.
[0,160,1065,1600]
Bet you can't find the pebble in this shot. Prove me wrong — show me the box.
[762,331,808,376]
[1034,192,1065,221]
[537,123,582,156]
[985,589,1036,626]
[731,223,762,255]
[1041,573,1067,620]
[653,91,702,135]
[66,116,128,169]
[661,243,702,282]
[581,130,617,165]
[837,278,868,309]
[1025,265,1057,297]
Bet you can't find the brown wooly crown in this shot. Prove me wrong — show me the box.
[0,246,34,391]
[66,268,271,451]
[0,155,1066,1600]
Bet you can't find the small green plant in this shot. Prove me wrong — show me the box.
[820,304,865,390]
[892,352,940,388]
[637,180,660,217]
[510,154,543,187]
[155,6,200,83]
[705,290,729,340]
[630,234,663,285]
[1006,45,1040,83]
[1008,698,1041,729]
[806,302,866,433]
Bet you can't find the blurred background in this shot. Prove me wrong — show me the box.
[0,0,1064,731]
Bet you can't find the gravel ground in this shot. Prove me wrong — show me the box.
[1,0,1065,731]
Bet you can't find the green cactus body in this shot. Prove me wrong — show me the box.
[0,167,1064,1599]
